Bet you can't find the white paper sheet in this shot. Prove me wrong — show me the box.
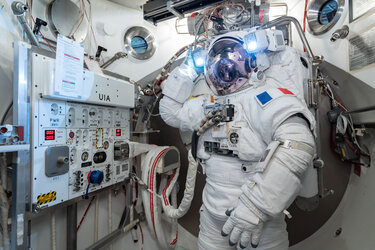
[54,34,84,98]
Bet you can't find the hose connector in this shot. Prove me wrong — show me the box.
[330,25,349,42]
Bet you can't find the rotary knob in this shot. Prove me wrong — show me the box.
[89,170,104,185]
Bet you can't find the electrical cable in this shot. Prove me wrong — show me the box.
[327,93,370,166]
[302,0,308,52]
[85,170,91,199]
[85,183,90,199]
[324,85,370,157]
[77,196,95,231]
[69,0,85,38]
[122,184,126,197]
[81,0,104,63]
[1,102,13,125]
[139,223,144,250]
[203,3,244,37]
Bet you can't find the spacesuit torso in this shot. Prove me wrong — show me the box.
[177,80,315,219]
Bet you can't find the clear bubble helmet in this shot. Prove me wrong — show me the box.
[204,37,252,96]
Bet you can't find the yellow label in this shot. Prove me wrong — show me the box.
[341,148,346,157]
[189,94,204,99]
[37,191,57,205]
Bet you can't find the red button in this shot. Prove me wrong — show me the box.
[69,131,75,138]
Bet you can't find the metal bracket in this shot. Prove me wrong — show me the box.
[166,1,184,19]
[314,158,334,198]
[355,128,366,137]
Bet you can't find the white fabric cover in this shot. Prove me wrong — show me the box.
[241,120,315,217]
[265,47,310,103]
[159,95,206,132]
[162,64,198,104]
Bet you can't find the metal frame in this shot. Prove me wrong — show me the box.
[166,1,184,19]
[83,181,137,250]
[306,0,345,35]
[261,16,333,198]
[261,16,314,59]
[123,26,156,60]
[349,0,375,23]
[11,41,32,250]
[66,204,77,250]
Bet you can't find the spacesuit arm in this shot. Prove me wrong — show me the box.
[242,115,315,218]
[159,65,206,132]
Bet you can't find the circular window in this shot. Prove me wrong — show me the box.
[131,36,148,54]
[319,0,339,25]
[47,0,88,43]
[124,27,156,60]
[307,0,344,35]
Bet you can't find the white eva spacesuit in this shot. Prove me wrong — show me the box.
[159,31,316,250]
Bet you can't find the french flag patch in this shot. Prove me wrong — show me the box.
[256,88,294,107]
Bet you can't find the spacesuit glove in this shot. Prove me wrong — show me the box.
[221,194,268,249]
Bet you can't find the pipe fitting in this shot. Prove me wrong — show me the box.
[11,1,28,15]
[11,1,40,46]
[330,25,349,42]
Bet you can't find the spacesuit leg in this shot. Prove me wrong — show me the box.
[198,205,288,250]
[241,215,288,250]
[198,205,236,250]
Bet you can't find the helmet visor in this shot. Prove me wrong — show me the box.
[205,38,251,95]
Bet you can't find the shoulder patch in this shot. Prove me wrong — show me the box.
[255,88,294,107]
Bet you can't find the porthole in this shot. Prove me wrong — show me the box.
[131,36,148,53]
[319,0,339,25]
[124,26,156,60]
[47,0,88,43]
[307,0,344,35]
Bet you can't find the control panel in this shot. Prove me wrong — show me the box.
[31,53,134,209]
[0,125,24,145]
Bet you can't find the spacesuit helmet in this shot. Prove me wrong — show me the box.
[205,34,252,96]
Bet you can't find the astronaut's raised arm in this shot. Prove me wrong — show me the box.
[243,90,316,218]
[159,65,206,132]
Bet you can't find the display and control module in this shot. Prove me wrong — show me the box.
[30,53,134,209]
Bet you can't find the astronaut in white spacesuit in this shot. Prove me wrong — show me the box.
[159,30,316,250]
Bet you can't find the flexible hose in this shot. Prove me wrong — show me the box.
[191,132,199,160]
[141,147,178,249]
[161,150,198,219]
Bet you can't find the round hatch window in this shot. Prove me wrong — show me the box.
[124,26,156,60]
[131,36,148,54]
[319,0,339,25]
[306,0,344,35]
